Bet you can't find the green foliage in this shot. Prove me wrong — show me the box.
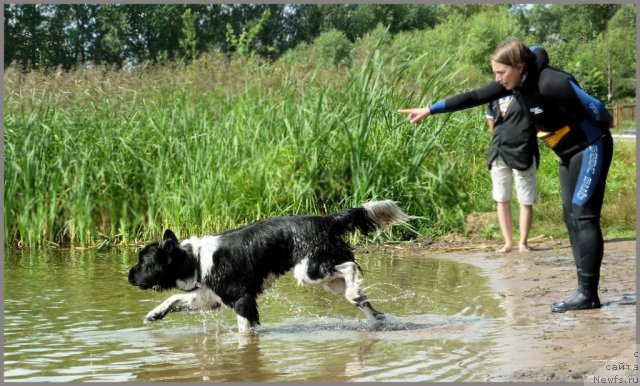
[180,8,197,60]
[460,9,525,74]
[3,41,496,247]
[518,3,635,103]
[3,3,442,70]
[3,5,636,247]
[363,23,392,47]
[524,4,620,44]
[5,3,636,105]
[92,5,131,66]
[600,141,636,234]
[565,57,607,101]
[607,4,636,100]
[314,29,353,68]
[349,4,439,38]
[225,9,271,57]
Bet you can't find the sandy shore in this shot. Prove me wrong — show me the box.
[373,237,637,382]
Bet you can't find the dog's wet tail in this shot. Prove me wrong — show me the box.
[362,200,409,229]
[331,200,409,236]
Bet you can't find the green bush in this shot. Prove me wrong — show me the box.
[314,29,353,68]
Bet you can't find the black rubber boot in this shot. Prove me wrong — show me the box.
[551,273,601,312]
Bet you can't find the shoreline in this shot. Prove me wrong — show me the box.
[368,237,637,382]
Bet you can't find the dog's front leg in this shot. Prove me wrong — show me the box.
[144,290,221,322]
[144,293,199,322]
[144,288,221,322]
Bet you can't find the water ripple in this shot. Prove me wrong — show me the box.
[4,248,503,382]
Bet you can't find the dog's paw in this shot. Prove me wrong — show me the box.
[144,311,165,323]
[373,312,386,321]
[363,312,387,330]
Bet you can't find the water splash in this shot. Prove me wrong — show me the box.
[362,313,409,331]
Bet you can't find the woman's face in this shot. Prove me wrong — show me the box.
[491,61,523,90]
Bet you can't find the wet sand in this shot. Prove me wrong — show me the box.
[367,237,637,382]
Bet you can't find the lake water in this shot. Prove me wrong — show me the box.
[3,247,505,382]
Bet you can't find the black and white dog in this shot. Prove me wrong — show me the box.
[128,200,408,332]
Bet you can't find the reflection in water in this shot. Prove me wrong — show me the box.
[4,247,503,381]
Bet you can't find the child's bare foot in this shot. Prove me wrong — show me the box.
[497,244,513,253]
[519,244,531,252]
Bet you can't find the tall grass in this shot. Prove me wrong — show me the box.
[4,43,635,248]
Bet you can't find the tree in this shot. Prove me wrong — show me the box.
[225,8,272,57]
[313,29,352,67]
[279,4,323,47]
[93,4,132,67]
[441,4,501,18]
[66,4,96,65]
[523,4,620,45]
[3,2,634,81]
[606,4,636,101]
[462,8,525,74]
[4,4,47,70]
[180,8,197,60]
[143,5,185,63]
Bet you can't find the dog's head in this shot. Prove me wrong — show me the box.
[128,229,199,292]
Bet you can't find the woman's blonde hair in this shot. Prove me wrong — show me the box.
[491,37,534,69]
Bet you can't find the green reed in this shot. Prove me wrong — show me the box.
[4,44,634,248]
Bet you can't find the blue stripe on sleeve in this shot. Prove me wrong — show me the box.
[429,100,446,114]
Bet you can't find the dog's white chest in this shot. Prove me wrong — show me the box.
[181,235,220,281]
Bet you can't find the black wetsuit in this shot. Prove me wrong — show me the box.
[428,46,613,309]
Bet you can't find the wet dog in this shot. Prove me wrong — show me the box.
[127,200,408,332]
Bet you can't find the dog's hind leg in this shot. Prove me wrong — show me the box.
[331,262,385,321]
[144,289,221,322]
[233,294,260,333]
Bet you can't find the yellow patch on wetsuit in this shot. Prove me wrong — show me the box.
[537,125,571,148]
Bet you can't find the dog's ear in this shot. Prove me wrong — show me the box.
[159,229,179,250]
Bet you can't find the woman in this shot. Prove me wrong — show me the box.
[398,37,613,312]
[485,93,539,253]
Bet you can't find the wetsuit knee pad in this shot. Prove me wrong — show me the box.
[575,213,600,222]
[571,202,601,224]
[572,211,602,240]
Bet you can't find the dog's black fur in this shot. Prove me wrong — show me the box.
[128,200,408,332]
